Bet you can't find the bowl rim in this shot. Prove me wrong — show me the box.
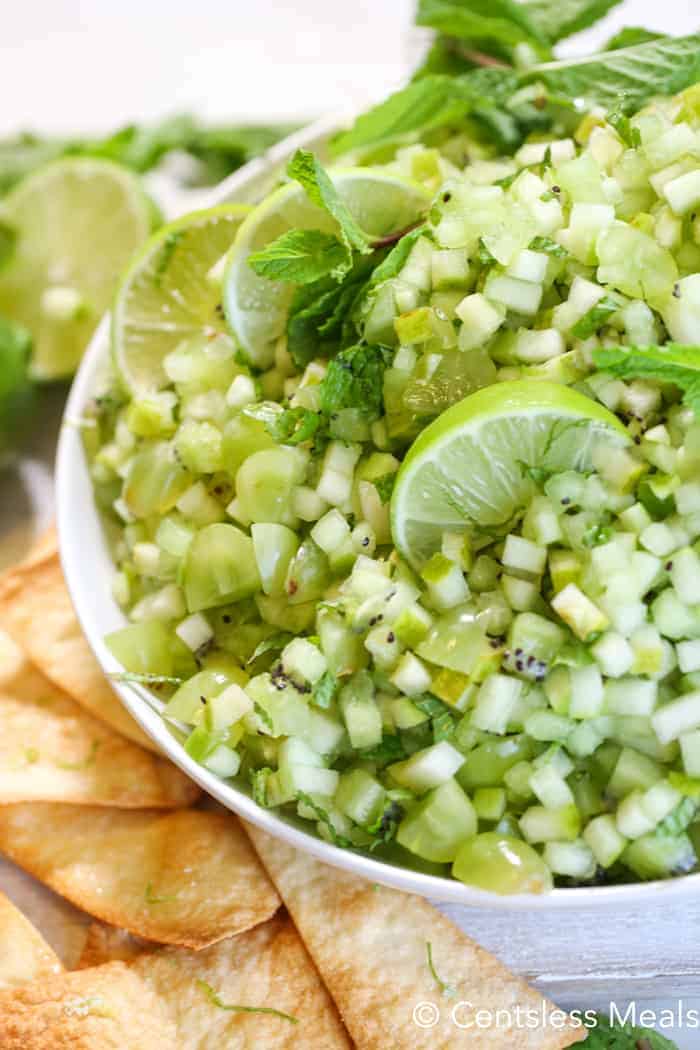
[55,116,700,910]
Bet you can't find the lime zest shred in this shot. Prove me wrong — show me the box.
[426,941,457,998]
[56,740,100,771]
[197,979,299,1024]
[144,882,178,906]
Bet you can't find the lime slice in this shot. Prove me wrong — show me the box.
[391,381,630,569]
[223,168,430,367]
[0,158,156,381]
[112,204,251,395]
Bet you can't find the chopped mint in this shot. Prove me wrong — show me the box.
[267,406,322,446]
[145,882,177,905]
[312,671,338,709]
[249,229,348,284]
[606,97,642,148]
[197,980,298,1024]
[320,345,391,421]
[529,236,567,257]
[571,296,620,339]
[250,767,273,807]
[296,792,354,848]
[247,632,294,665]
[373,473,396,504]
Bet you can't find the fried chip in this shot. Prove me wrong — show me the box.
[247,828,586,1049]
[0,891,63,989]
[77,923,153,969]
[0,961,175,1048]
[131,913,352,1048]
[0,633,199,808]
[0,805,280,947]
[0,547,157,750]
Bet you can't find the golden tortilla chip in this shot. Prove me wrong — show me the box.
[0,961,175,1048]
[0,547,156,750]
[0,891,63,989]
[247,828,586,1049]
[0,805,280,948]
[132,913,352,1048]
[77,923,153,969]
[0,633,199,808]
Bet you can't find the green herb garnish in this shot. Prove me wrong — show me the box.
[198,979,298,1024]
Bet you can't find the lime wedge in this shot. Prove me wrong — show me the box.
[0,158,156,381]
[223,169,430,367]
[391,381,630,569]
[112,204,251,395]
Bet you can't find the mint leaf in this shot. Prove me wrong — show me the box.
[287,149,371,257]
[582,1014,679,1048]
[571,295,620,339]
[522,0,623,45]
[320,345,391,421]
[417,0,548,53]
[247,631,294,665]
[267,406,322,446]
[525,34,700,114]
[593,344,700,417]
[367,226,429,287]
[604,26,665,51]
[249,229,348,283]
[331,69,518,155]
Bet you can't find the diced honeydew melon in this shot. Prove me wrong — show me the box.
[281,638,327,686]
[604,678,658,717]
[544,839,596,879]
[644,123,698,170]
[520,804,580,843]
[515,139,575,167]
[473,786,506,822]
[471,674,523,735]
[525,710,574,742]
[663,170,700,216]
[501,574,538,612]
[616,790,657,839]
[431,248,471,290]
[607,746,662,797]
[529,763,575,808]
[677,640,700,674]
[399,235,434,291]
[559,203,615,264]
[455,293,504,350]
[175,611,213,652]
[551,583,608,640]
[589,631,633,678]
[393,603,433,647]
[420,552,469,610]
[567,720,604,757]
[568,664,604,719]
[548,549,582,593]
[390,652,432,696]
[506,249,548,284]
[552,276,605,332]
[652,690,700,744]
[502,534,547,579]
[339,672,382,749]
[680,729,700,777]
[629,624,664,675]
[512,328,565,364]
[364,624,402,670]
[388,740,465,793]
[483,272,543,316]
[583,814,627,867]
[670,547,700,604]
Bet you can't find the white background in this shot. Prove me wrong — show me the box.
[0,1,696,135]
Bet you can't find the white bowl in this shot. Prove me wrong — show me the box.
[56,120,700,910]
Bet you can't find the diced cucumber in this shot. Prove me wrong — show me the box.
[520,804,581,844]
[335,768,386,827]
[339,671,382,749]
[389,740,465,793]
[622,832,696,880]
[471,674,523,735]
[544,839,596,879]
[551,584,609,640]
[652,691,700,744]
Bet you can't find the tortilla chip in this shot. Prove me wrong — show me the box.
[0,891,63,989]
[77,923,153,969]
[0,961,176,1048]
[0,547,157,750]
[0,805,280,948]
[132,913,352,1048]
[0,634,199,808]
[246,828,586,1049]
